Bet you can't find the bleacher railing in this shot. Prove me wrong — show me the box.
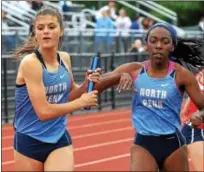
[2,28,204,55]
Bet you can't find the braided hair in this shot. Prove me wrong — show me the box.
[172,38,204,73]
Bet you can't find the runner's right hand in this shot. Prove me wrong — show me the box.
[80,90,98,108]
[117,73,132,93]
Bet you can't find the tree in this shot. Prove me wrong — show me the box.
[153,1,204,26]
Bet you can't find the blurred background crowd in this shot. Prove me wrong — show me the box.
[2,0,204,55]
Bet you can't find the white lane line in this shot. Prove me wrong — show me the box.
[2,153,130,166]
[2,119,131,140]
[2,127,133,151]
[68,118,130,129]
[74,153,130,168]
[2,110,131,131]
[74,138,132,151]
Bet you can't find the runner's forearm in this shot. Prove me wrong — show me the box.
[95,72,121,93]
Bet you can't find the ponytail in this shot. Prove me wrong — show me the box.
[13,23,38,59]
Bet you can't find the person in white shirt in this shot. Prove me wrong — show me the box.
[96,1,117,21]
[198,16,204,31]
[115,8,132,53]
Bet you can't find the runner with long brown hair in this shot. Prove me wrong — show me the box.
[13,6,100,171]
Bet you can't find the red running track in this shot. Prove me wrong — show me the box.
[1,109,197,171]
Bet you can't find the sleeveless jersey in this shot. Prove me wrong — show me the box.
[14,51,72,143]
[132,61,183,135]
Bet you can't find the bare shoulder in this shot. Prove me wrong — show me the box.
[174,63,193,76]
[17,53,43,84]
[20,53,42,71]
[174,62,195,84]
[58,51,71,66]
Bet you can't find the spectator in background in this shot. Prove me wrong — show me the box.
[128,39,145,53]
[2,10,8,29]
[2,10,9,54]
[130,16,141,42]
[96,1,117,21]
[31,0,43,11]
[131,16,140,30]
[94,8,115,53]
[198,16,204,31]
[59,0,72,20]
[2,10,16,54]
[115,8,132,53]
[141,17,154,31]
[128,39,147,62]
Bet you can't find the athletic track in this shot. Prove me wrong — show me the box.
[2,109,196,171]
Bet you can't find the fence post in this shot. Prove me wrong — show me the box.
[3,58,8,123]
[110,52,116,109]
[79,30,82,53]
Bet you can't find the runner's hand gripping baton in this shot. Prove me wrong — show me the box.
[85,56,100,110]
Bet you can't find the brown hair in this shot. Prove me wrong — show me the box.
[14,6,64,58]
